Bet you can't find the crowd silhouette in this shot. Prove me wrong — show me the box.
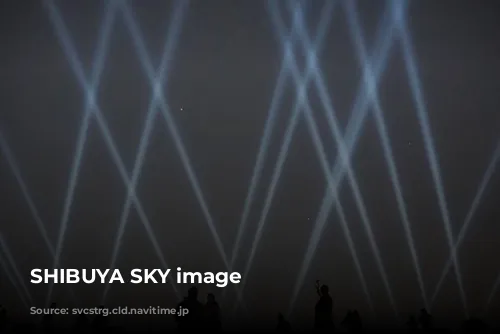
[0,281,497,333]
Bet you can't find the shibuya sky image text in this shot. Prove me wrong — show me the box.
[29,268,242,287]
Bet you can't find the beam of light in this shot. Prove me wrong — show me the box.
[44,0,182,304]
[0,248,29,310]
[228,0,313,291]
[0,133,53,258]
[101,0,188,306]
[43,0,118,306]
[343,0,428,309]
[0,132,78,305]
[119,2,244,305]
[485,270,500,315]
[0,233,34,306]
[232,0,337,314]
[431,140,500,307]
[290,0,408,316]
[273,0,372,316]
[223,0,330,304]
[284,0,399,317]
[284,0,375,314]
[393,7,468,316]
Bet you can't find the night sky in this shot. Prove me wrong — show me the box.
[1,0,500,329]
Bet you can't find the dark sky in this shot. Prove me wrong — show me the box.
[1,0,500,329]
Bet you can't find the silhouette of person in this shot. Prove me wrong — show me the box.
[341,310,353,330]
[350,310,362,333]
[0,305,7,331]
[314,280,334,332]
[204,293,221,331]
[406,315,419,334]
[418,308,433,331]
[73,313,89,333]
[92,305,109,332]
[341,310,362,333]
[176,286,203,332]
[276,313,292,332]
[41,302,57,334]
